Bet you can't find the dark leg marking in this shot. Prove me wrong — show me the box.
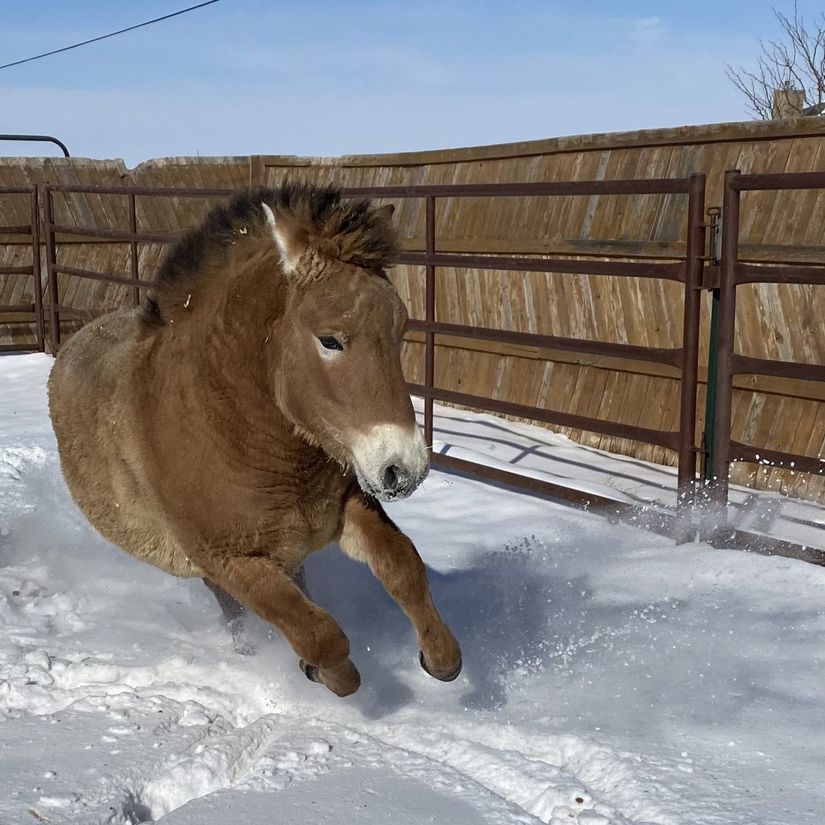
[203,577,255,655]
[203,577,245,625]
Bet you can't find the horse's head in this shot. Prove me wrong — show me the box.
[262,201,428,502]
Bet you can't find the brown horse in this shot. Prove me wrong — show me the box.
[47,183,461,697]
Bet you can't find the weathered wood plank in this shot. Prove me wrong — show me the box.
[5,120,825,499]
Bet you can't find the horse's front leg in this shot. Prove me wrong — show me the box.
[339,491,462,681]
[198,553,360,697]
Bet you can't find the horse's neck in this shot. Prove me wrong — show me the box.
[145,251,310,463]
[144,311,290,460]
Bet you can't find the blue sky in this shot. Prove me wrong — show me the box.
[1,1,821,166]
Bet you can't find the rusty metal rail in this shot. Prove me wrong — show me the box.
[0,186,43,353]
[709,170,825,507]
[29,176,825,565]
[40,175,705,492]
[40,178,706,506]
[0,134,70,157]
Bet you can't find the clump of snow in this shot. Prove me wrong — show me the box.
[1,354,823,824]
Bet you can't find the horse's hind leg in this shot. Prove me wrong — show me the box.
[203,577,255,655]
[338,492,462,682]
[204,577,244,623]
[198,557,359,697]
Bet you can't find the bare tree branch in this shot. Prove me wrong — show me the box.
[727,2,825,119]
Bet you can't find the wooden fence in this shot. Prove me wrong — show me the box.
[3,118,825,502]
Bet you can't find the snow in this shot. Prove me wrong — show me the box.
[1,352,824,824]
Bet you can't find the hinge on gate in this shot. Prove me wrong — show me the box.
[698,206,723,290]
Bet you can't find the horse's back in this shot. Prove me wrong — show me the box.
[48,309,202,577]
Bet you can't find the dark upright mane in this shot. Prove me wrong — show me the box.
[142,182,398,325]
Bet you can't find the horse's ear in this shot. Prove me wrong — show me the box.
[261,202,306,276]
[373,204,395,224]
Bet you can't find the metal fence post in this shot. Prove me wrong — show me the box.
[677,173,706,511]
[44,187,60,352]
[701,207,722,485]
[129,192,140,307]
[424,196,436,447]
[30,186,44,352]
[709,170,741,507]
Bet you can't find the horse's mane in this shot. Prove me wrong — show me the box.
[142,182,398,325]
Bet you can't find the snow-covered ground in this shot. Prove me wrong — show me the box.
[1,353,823,825]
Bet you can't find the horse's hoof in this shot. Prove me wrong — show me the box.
[299,658,361,697]
[319,658,361,697]
[299,658,321,683]
[419,649,462,682]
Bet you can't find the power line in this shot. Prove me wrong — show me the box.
[0,1,222,71]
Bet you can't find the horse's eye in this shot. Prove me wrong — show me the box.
[318,335,344,351]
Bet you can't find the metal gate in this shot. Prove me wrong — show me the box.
[0,186,43,353]
[707,170,825,506]
[2,173,822,564]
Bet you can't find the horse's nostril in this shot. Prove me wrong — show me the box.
[383,464,401,491]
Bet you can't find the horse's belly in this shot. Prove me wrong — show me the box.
[107,508,204,578]
[60,442,204,578]
[48,311,203,579]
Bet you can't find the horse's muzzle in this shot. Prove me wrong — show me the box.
[351,424,429,502]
